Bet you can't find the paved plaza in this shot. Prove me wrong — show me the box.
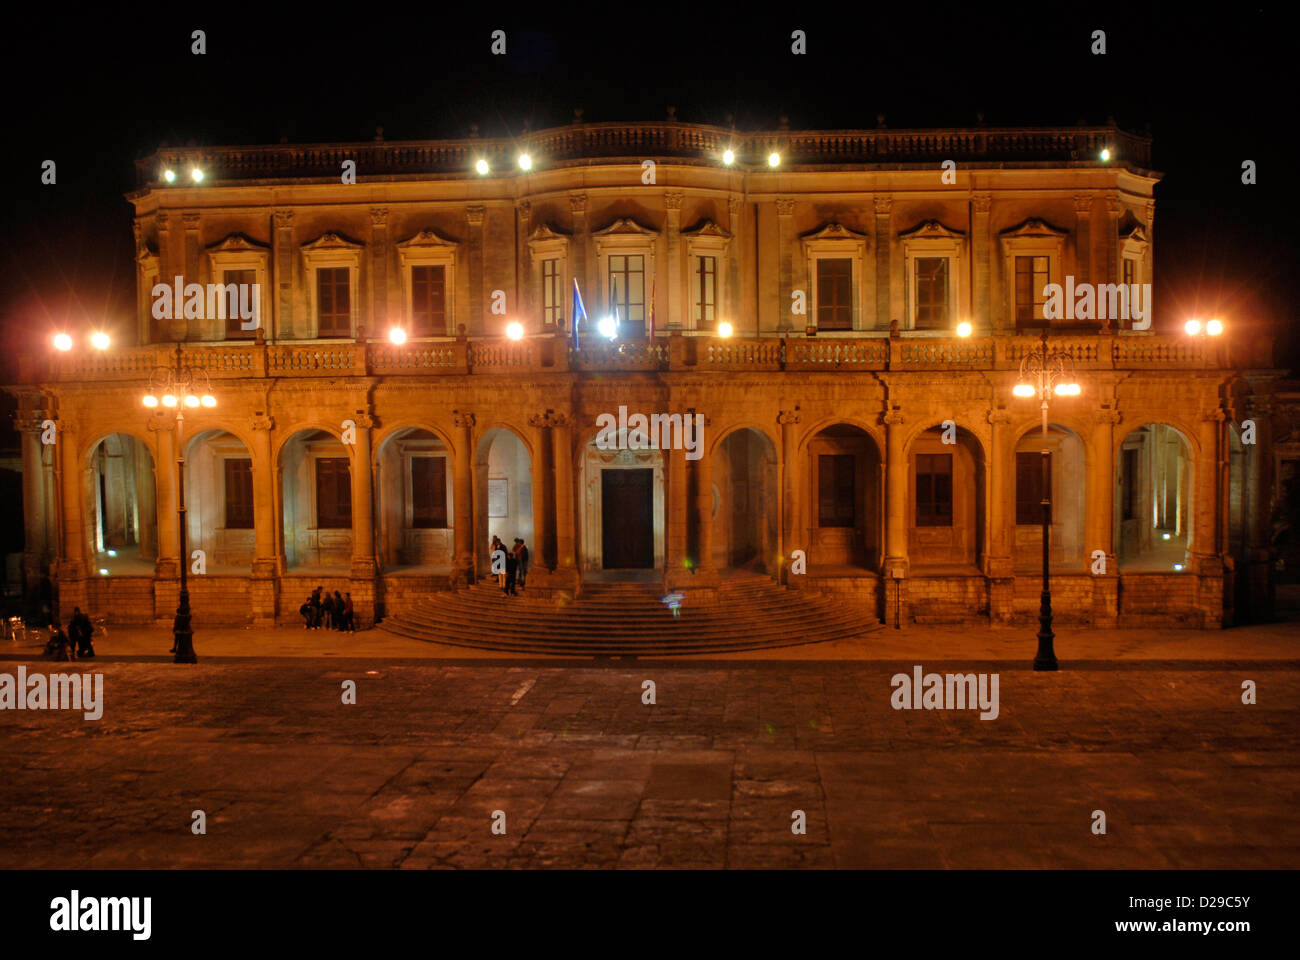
[1,621,1297,869]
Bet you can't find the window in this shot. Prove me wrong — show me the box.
[914,258,950,329]
[316,268,351,337]
[223,458,253,529]
[222,269,257,339]
[541,258,561,327]
[411,457,448,529]
[608,254,645,325]
[915,454,953,526]
[694,256,716,326]
[1121,448,1139,520]
[1015,256,1050,327]
[315,457,352,528]
[1122,257,1136,289]
[818,454,856,527]
[410,265,446,336]
[816,259,853,330]
[1016,451,1052,525]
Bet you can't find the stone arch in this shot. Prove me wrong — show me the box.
[796,415,885,458]
[475,426,534,576]
[578,423,666,575]
[181,428,256,572]
[279,427,352,569]
[84,432,158,575]
[376,426,454,570]
[1011,423,1086,571]
[1115,422,1194,570]
[715,426,780,574]
[907,423,986,569]
[707,420,780,459]
[803,422,884,570]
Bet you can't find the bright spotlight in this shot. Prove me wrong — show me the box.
[717,321,734,338]
[597,315,618,340]
[98,568,109,576]
[956,321,972,338]
[107,550,117,557]
[53,333,73,351]
[1162,532,1171,540]
[1207,318,1223,336]
[767,152,780,167]
[163,169,176,183]
[184,395,200,408]
[1100,148,1111,162]
[142,395,158,408]
[190,167,204,183]
[388,326,407,345]
[518,153,532,171]
[1173,563,1184,572]
[1013,383,1036,398]
[475,158,490,175]
[200,394,217,408]
[161,394,178,408]
[1054,382,1081,396]
[1185,319,1202,336]
[90,331,110,350]
[722,149,735,165]
[506,321,524,341]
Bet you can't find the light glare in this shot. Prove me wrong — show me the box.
[161,394,177,407]
[767,152,780,167]
[475,158,490,175]
[1185,319,1202,335]
[201,394,216,408]
[163,169,176,183]
[717,321,734,338]
[190,167,204,182]
[722,149,735,165]
[956,321,972,338]
[1013,383,1036,398]
[506,321,524,341]
[91,331,110,350]
[142,395,158,408]
[597,315,617,340]
[388,327,407,344]
[518,153,532,171]
[1207,319,1223,336]
[53,333,73,351]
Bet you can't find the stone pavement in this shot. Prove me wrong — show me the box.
[1,620,1297,869]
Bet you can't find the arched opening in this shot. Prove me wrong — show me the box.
[182,429,255,572]
[716,428,779,574]
[87,433,157,575]
[280,428,351,570]
[475,427,533,576]
[1116,423,1193,570]
[580,427,665,577]
[377,427,453,571]
[908,425,985,570]
[1012,424,1085,570]
[805,423,882,571]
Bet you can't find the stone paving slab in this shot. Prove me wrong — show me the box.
[0,650,1297,869]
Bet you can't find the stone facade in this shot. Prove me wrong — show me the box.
[5,121,1282,632]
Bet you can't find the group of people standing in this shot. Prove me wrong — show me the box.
[44,606,96,660]
[491,536,530,596]
[300,587,355,630]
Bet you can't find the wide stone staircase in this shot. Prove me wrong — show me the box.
[377,575,882,655]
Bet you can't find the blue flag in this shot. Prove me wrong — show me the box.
[571,278,587,349]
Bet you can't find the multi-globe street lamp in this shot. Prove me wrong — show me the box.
[142,345,216,664]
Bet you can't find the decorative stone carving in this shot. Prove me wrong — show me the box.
[987,409,1011,426]
[1073,194,1094,214]
[775,198,795,216]
[273,209,294,227]
[369,208,388,226]
[569,194,587,214]
[777,410,800,426]
[182,212,201,229]
[453,411,476,429]
[972,193,992,214]
[250,414,275,432]
[466,206,485,226]
[664,192,683,210]
[883,409,905,427]
[873,196,893,215]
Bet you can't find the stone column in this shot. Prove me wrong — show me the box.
[779,409,800,583]
[1072,194,1093,291]
[369,208,389,332]
[664,191,683,332]
[516,200,532,325]
[727,197,742,332]
[693,414,717,578]
[1243,396,1274,621]
[452,411,475,585]
[250,413,278,625]
[874,197,893,327]
[154,211,173,333]
[151,420,180,620]
[55,420,88,621]
[1086,408,1120,626]
[183,212,202,340]
[1103,196,1121,287]
[1193,408,1226,627]
[973,193,993,331]
[466,206,486,336]
[776,198,795,331]
[665,441,689,592]
[273,210,294,340]
[349,413,377,626]
[883,407,909,623]
[551,414,580,597]
[17,417,48,605]
[527,414,553,571]
[571,195,590,322]
[986,408,1014,621]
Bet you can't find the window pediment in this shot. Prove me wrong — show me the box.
[681,219,732,240]
[303,231,364,252]
[899,219,966,240]
[397,228,459,252]
[206,232,270,254]
[801,222,866,243]
[593,217,658,239]
[528,222,569,242]
[999,218,1068,241]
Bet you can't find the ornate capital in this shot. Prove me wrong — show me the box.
[1144,201,1155,228]
[182,212,201,230]
[777,410,800,426]
[154,211,169,228]
[664,191,684,211]
[987,409,1011,426]
[727,196,741,221]
[1094,409,1123,426]
[369,207,389,227]
[515,199,531,219]
[466,206,485,226]
[352,412,377,429]
[883,409,905,427]
[569,194,587,215]
[775,198,795,217]
[528,411,569,429]
[274,209,294,228]
[1105,196,1123,216]
[453,411,476,429]
[1073,194,1093,215]
[250,414,275,432]
[972,193,992,215]
[873,196,893,215]
[1202,407,1227,423]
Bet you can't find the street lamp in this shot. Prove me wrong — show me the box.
[1012,330,1080,671]
[142,344,216,664]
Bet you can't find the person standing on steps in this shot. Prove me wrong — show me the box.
[504,545,518,596]
[514,538,529,591]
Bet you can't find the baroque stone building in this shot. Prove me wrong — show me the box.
[6,120,1282,631]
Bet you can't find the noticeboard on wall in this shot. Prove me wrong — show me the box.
[488,478,508,518]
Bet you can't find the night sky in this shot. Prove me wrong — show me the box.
[2,4,1295,384]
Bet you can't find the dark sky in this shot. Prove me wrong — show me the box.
[2,3,1295,381]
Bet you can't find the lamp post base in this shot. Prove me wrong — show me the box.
[172,609,197,664]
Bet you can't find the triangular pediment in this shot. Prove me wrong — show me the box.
[1120,223,1149,243]
[528,222,569,242]
[800,221,866,242]
[681,219,732,239]
[898,219,966,239]
[1000,217,1068,239]
[303,231,364,251]
[593,217,658,237]
[396,227,458,249]
[206,232,269,253]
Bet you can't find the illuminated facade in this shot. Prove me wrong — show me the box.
[6,121,1281,631]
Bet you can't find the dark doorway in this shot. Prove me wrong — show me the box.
[602,468,653,568]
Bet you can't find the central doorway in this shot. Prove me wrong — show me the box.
[602,468,653,568]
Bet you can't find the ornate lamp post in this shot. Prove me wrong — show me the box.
[1013,331,1080,671]
[142,345,216,664]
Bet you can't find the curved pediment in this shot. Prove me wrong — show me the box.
[681,219,732,239]
[1000,217,1068,239]
[898,219,966,239]
[800,221,866,242]
[1119,223,1149,243]
[593,217,658,237]
[303,231,365,251]
[206,232,270,253]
